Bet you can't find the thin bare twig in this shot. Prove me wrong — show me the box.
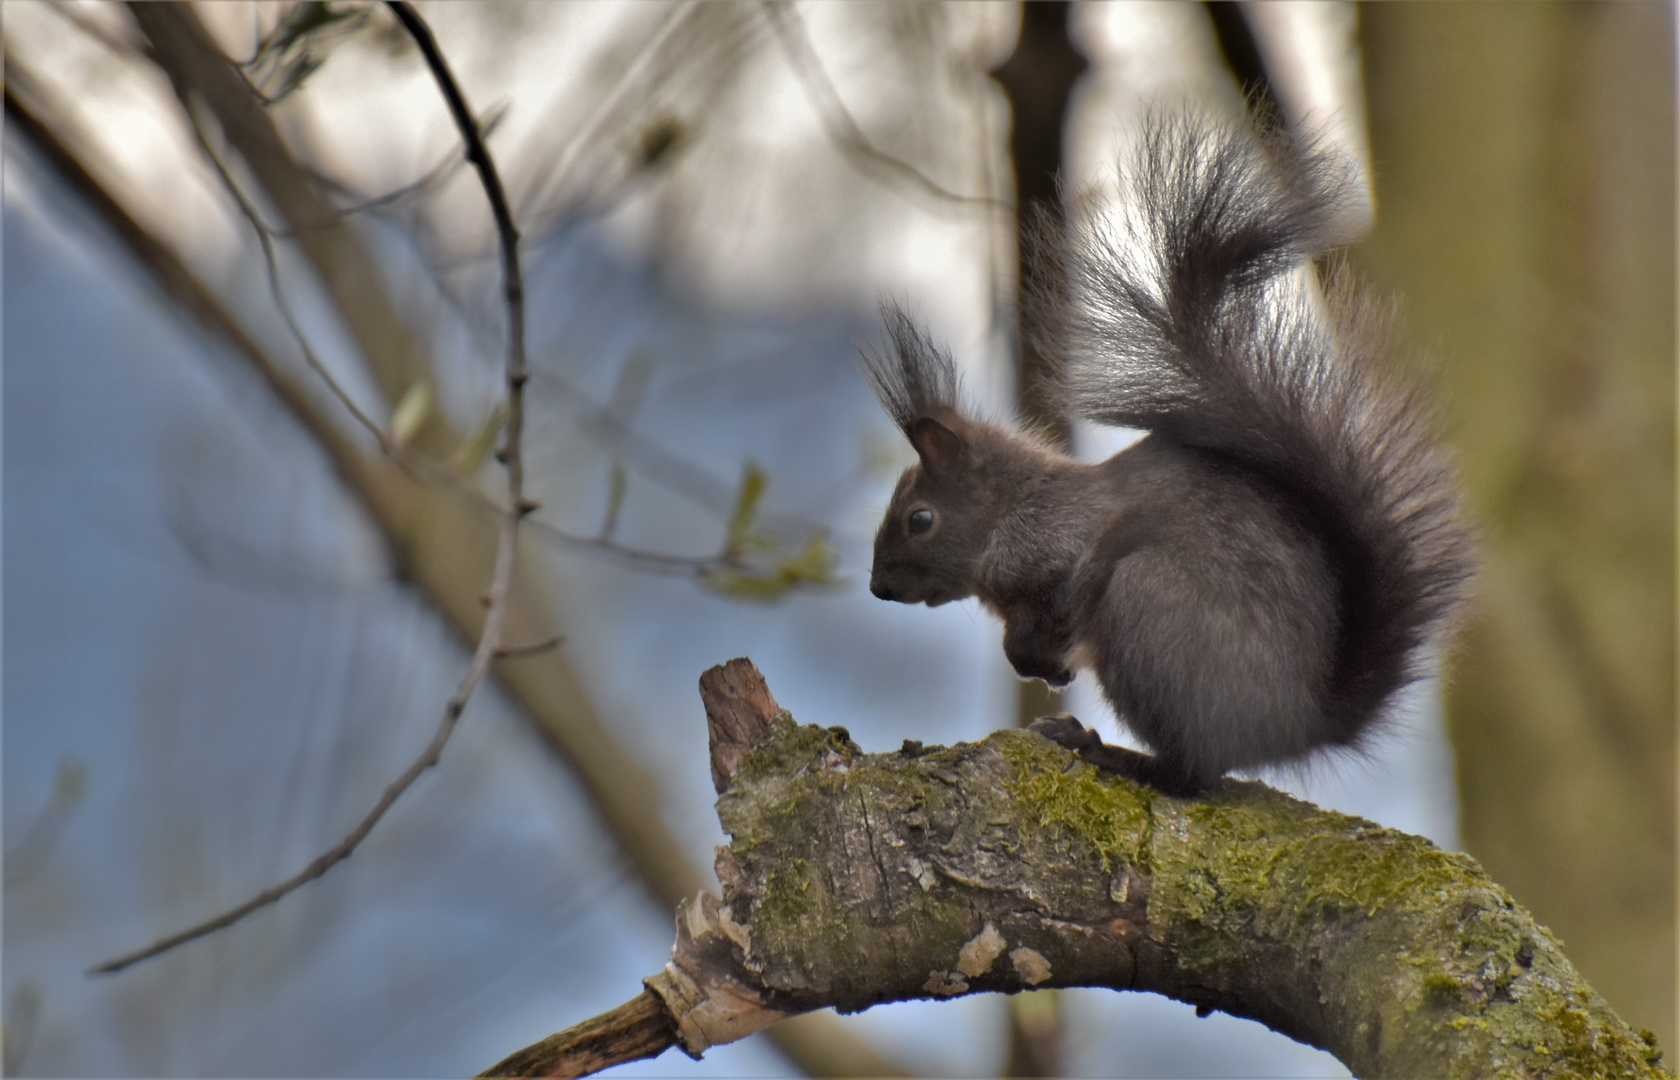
[27,8,823,578]
[202,161,744,576]
[761,0,1005,212]
[516,1,706,223]
[528,364,830,542]
[88,4,533,975]
[5,74,379,550]
[5,52,711,928]
[10,58,736,590]
[185,83,742,583]
[182,100,391,444]
[192,125,795,582]
[286,105,508,235]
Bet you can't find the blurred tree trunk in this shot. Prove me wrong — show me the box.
[1356,2,1676,1050]
[992,5,1085,1072]
[995,12,1082,721]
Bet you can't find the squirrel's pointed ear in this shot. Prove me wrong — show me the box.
[909,416,965,473]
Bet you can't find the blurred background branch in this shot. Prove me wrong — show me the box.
[7,5,888,1073]
[86,0,541,977]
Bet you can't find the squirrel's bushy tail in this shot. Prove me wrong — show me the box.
[1045,113,1475,742]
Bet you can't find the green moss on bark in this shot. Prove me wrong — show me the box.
[713,714,1669,1077]
[1150,787,1487,972]
[997,731,1153,871]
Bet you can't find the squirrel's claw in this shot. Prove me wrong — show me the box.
[1028,713,1101,754]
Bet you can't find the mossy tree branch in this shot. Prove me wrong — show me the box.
[488,659,1669,1079]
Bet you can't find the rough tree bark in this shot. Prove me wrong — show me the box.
[486,659,1669,1080]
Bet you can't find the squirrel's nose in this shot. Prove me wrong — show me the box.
[870,578,895,601]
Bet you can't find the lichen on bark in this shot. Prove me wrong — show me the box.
[487,660,1669,1078]
[710,707,1668,1079]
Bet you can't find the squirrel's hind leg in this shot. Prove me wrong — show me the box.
[1026,714,1209,798]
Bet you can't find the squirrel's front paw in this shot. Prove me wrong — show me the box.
[1028,713,1101,754]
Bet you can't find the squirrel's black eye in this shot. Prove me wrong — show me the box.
[907,508,934,535]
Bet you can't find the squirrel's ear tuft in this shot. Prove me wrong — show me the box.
[910,415,965,473]
[861,303,964,435]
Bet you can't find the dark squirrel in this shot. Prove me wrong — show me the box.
[863,114,1475,797]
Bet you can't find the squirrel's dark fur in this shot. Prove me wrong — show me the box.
[863,114,1475,797]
